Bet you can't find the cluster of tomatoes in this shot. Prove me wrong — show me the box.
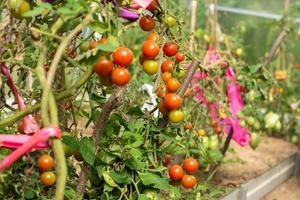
[37,154,56,186]
[138,14,187,123]
[92,38,134,86]
[166,157,200,189]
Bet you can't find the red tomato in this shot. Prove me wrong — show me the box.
[175,53,185,62]
[146,0,158,12]
[156,84,168,98]
[162,72,172,82]
[183,157,199,173]
[40,171,56,186]
[142,40,160,58]
[139,15,155,32]
[158,101,169,115]
[161,60,174,73]
[184,122,193,130]
[164,93,182,110]
[93,56,113,76]
[147,32,159,42]
[163,42,178,57]
[168,165,184,181]
[166,78,180,92]
[17,121,25,134]
[163,154,172,167]
[181,175,196,189]
[112,47,134,67]
[214,126,222,134]
[38,154,55,172]
[111,67,131,86]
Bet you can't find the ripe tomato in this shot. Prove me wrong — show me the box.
[143,60,159,75]
[17,121,25,133]
[112,47,134,67]
[147,32,159,42]
[184,122,193,130]
[162,72,172,82]
[139,53,146,65]
[168,165,184,181]
[38,154,55,171]
[161,60,174,73]
[209,119,217,127]
[166,78,180,92]
[164,93,181,110]
[40,171,56,186]
[163,42,178,57]
[66,47,76,59]
[175,53,185,62]
[146,0,158,12]
[142,41,160,58]
[163,154,172,167]
[93,56,113,76]
[214,126,222,134]
[139,15,155,32]
[158,101,169,115]
[89,37,108,49]
[164,14,176,27]
[183,157,199,173]
[111,67,131,86]
[156,84,167,98]
[168,110,184,123]
[181,175,196,189]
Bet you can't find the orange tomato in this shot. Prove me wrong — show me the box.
[38,154,55,172]
[111,67,131,86]
[161,60,174,73]
[166,78,180,92]
[162,72,172,82]
[164,93,182,110]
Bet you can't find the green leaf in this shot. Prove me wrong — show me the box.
[79,137,96,165]
[138,172,171,190]
[247,64,262,74]
[89,22,109,34]
[97,151,117,164]
[124,148,146,170]
[62,136,79,149]
[91,93,106,104]
[103,171,118,187]
[23,3,53,17]
[110,169,131,184]
[110,113,127,128]
[24,188,35,199]
[127,107,144,116]
[138,194,148,200]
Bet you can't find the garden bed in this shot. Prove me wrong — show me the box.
[216,136,298,199]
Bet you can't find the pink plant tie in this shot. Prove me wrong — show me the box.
[0,125,61,172]
[0,134,49,149]
[132,0,153,8]
[0,64,39,134]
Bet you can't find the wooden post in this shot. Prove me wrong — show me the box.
[189,0,197,51]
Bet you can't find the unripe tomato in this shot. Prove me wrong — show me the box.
[168,110,184,123]
[8,0,30,19]
[197,129,205,136]
[143,189,159,200]
[250,133,260,150]
[181,175,196,189]
[79,41,89,52]
[111,67,131,86]
[235,48,243,57]
[163,42,178,57]
[89,38,108,49]
[63,144,75,157]
[38,154,55,172]
[93,56,113,76]
[246,117,255,126]
[175,53,185,62]
[143,60,159,75]
[142,41,160,58]
[112,47,133,67]
[40,171,56,186]
[162,72,172,82]
[161,60,174,73]
[164,14,176,27]
[164,93,182,110]
[175,68,185,79]
[168,165,184,181]
[184,122,193,130]
[147,32,159,42]
[183,157,199,173]
[156,84,168,98]
[209,119,217,127]
[166,78,180,92]
[139,15,155,32]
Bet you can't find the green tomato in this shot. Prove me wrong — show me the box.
[240,120,247,128]
[164,14,176,27]
[8,0,30,19]
[246,117,255,126]
[79,41,89,52]
[175,68,185,79]
[253,120,261,130]
[143,189,158,200]
[206,95,214,103]
[290,135,299,144]
[246,90,256,102]
[208,135,219,150]
[237,111,244,119]
[250,133,260,150]
[63,144,75,157]
[201,136,209,149]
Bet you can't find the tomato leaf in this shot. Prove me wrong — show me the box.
[89,22,109,34]
[23,3,53,17]
[137,194,148,200]
[124,148,146,170]
[62,136,79,149]
[97,151,117,164]
[138,172,172,190]
[110,169,131,184]
[102,171,118,187]
[127,107,144,116]
[79,137,96,165]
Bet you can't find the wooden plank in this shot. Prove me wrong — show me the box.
[219,153,297,200]
[293,151,300,177]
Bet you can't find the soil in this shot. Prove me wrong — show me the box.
[215,136,297,186]
[215,136,300,199]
